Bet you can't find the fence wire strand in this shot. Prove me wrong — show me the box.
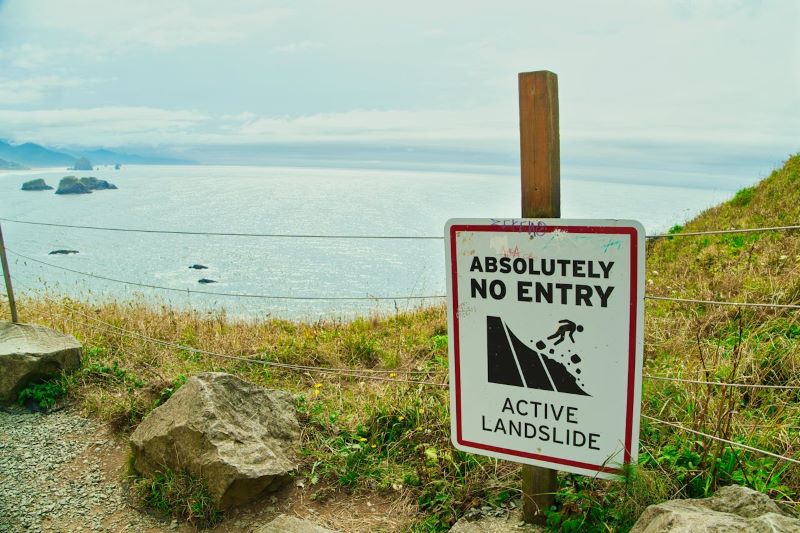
[642,415,800,465]
[646,224,800,239]
[4,216,800,241]
[645,295,800,310]
[6,248,446,301]
[30,290,448,386]
[644,374,800,390]
[0,217,443,240]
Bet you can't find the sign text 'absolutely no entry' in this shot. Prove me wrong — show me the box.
[445,219,645,478]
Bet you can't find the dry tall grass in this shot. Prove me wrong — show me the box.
[2,154,799,530]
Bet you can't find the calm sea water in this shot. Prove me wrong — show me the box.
[0,164,742,319]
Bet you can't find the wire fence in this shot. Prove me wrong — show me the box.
[4,216,800,240]
[7,247,800,310]
[2,216,799,466]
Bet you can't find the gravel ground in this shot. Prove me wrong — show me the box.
[0,406,162,533]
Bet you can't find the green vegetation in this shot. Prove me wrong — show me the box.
[17,377,68,410]
[132,467,222,528]
[4,154,799,531]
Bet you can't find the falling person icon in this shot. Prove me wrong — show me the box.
[547,319,584,345]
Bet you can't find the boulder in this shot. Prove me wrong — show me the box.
[450,509,543,532]
[254,515,340,533]
[21,178,53,191]
[631,485,800,532]
[198,278,217,284]
[55,176,92,195]
[189,264,209,270]
[129,372,300,510]
[0,321,82,404]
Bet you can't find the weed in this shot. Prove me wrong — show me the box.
[730,186,755,207]
[133,467,222,528]
[17,378,68,410]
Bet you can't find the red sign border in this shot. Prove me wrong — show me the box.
[449,223,640,475]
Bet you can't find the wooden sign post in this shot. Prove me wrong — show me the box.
[0,222,19,323]
[518,70,560,523]
[445,71,644,526]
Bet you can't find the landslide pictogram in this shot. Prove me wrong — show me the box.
[486,316,589,396]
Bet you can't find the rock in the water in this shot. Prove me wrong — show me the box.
[79,176,117,190]
[70,157,93,170]
[254,515,340,533]
[189,264,209,270]
[55,176,118,194]
[0,321,82,404]
[21,178,53,191]
[49,249,79,255]
[129,372,300,510]
[55,176,92,195]
[631,485,800,532]
[198,278,217,284]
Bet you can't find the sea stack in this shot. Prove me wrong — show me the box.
[21,178,54,191]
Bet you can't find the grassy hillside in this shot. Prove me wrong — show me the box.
[4,154,799,531]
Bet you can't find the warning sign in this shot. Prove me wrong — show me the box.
[445,218,645,478]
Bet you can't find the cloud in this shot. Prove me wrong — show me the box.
[271,41,321,54]
[0,76,97,105]
[17,0,292,51]
[0,44,53,70]
[0,106,209,146]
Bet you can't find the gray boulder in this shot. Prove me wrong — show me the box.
[0,321,82,404]
[129,372,300,510]
[254,515,340,533]
[21,178,53,191]
[631,485,799,532]
[450,509,543,532]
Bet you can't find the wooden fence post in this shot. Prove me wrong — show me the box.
[518,70,560,523]
[0,222,19,323]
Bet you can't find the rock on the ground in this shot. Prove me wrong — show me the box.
[254,514,340,533]
[198,278,217,284]
[129,372,300,510]
[0,321,82,404]
[21,178,53,191]
[189,264,208,270]
[49,249,79,255]
[450,509,543,532]
[631,484,800,532]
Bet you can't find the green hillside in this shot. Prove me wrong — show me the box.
[5,154,799,531]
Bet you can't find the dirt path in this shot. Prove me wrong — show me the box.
[0,406,415,533]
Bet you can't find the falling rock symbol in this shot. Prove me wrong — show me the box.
[486,316,589,396]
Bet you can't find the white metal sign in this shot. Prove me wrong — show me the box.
[445,218,645,478]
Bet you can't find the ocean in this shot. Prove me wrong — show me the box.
[0,164,747,319]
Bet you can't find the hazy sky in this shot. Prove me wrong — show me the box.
[0,0,797,178]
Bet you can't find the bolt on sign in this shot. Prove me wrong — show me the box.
[445,218,645,478]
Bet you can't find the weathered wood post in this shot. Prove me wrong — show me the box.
[518,70,560,523]
[0,222,19,323]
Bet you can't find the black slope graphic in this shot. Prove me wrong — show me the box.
[506,327,553,391]
[487,316,524,387]
[486,316,589,396]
